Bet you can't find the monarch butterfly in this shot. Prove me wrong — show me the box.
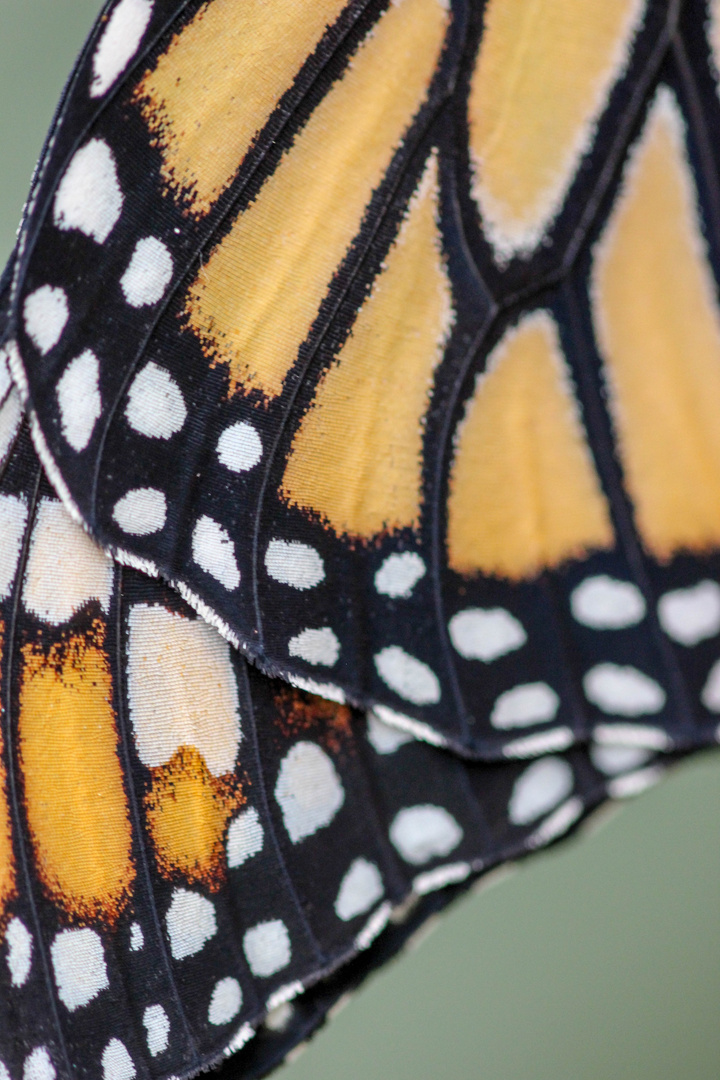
[0,1,719,1079]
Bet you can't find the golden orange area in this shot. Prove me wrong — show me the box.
[0,623,17,920]
[273,686,353,757]
[135,0,348,215]
[592,88,720,561]
[18,624,134,922]
[447,311,614,580]
[468,0,644,259]
[184,0,449,399]
[145,745,244,891]
[281,155,451,538]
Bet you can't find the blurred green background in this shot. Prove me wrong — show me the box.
[0,3,718,1077]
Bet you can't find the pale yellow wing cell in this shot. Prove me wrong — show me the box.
[0,624,17,920]
[592,87,720,562]
[468,0,645,261]
[145,746,244,891]
[281,153,453,539]
[184,0,449,400]
[18,626,134,923]
[135,0,349,215]
[447,311,614,580]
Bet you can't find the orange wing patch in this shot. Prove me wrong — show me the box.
[184,0,450,400]
[0,622,17,921]
[281,153,452,539]
[18,623,134,923]
[447,311,614,580]
[592,87,720,561]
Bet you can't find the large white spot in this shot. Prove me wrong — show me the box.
[374,552,426,598]
[23,499,114,624]
[508,757,574,826]
[166,888,217,960]
[23,286,68,354]
[590,742,652,776]
[5,917,33,987]
[366,711,415,754]
[571,575,646,629]
[227,806,264,868]
[56,349,102,451]
[448,607,526,661]
[0,1061,9,1080]
[701,658,720,711]
[583,663,666,716]
[243,920,291,978]
[53,139,123,243]
[275,741,344,843]
[127,604,240,774]
[265,539,325,589]
[50,927,109,1011]
[389,805,463,865]
[490,682,560,729]
[192,515,240,590]
[142,1005,169,1056]
[208,977,243,1026]
[101,1039,135,1080]
[125,362,186,439]
[120,237,173,307]
[217,422,263,473]
[288,627,340,667]
[112,487,166,535]
[335,858,383,921]
[658,580,720,645]
[0,494,28,601]
[90,0,153,97]
[23,1049,55,1080]
[374,646,441,706]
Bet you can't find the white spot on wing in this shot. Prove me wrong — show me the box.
[0,1061,9,1080]
[288,627,340,666]
[335,858,383,921]
[91,0,154,97]
[120,237,172,307]
[448,607,526,661]
[701,658,720,711]
[23,1048,55,1080]
[265,539,325,589]
[243,920,291,978]
[0,386,23,473]
[208,977,242,1026]
[275,742,344,843]
[101,1039,135,1080]
[217,422,263,473]
[374,646,441,705]
[125,362,186,439]
[113,487,166,535]
[509,757,574,826]
[0,494,28,601]
[24,286,68,354]
[590,742,652,776]
[192,515,240,590]
[142,1005,170,1056]
[583,663,666,715]
[491,682,559,729]
[166,888,217,960]
[50,928,109,1011]
[658,580,720,645]
[129,923,144,951]
[389,805,463,865]
[227,806,264,868]
[366,711,414,754]
[570,575,646,628]
[374,552,426,598]
[56,349,102,451]
[5,917,33,987]
[263,1002,294,1032]
[23,499,113,623]
[53,140,123,243]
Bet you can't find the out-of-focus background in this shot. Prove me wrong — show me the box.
[0,4,718,1077]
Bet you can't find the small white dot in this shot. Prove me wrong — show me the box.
[90,0,153,97]
[657,580,720,646]
[389,805,463,865]
[5,916,33,986]
[56,349,102,451]
[165,888,217,960]
[23,286,68,354]
[275,741,344,843]
[366,711,415,754]
[192,515,240,590]
[101,1039,135,1080]
[217,422,263,472]
[490,682,559,729]
[448,607,526,662]
[590,743,652,776]
[50,928,108,1011]
[335,858,383,921]
[208,977,243,1026]
[227,806,264,868]
[125,362,186,439]
[570,575,646,629]
[243,920,291,978]
[264,1001,294,1032]
[374,646,440,706]
[120,237,172,307]
[53,139,123,243]
[288,626,340,666]
[509,757,574,826]
[23,1048,55,1080]
[583,663,665,716]
[265,539,325,590]
[113,487,166,535]
[374,552,426,598]
[701,658,720,712]
[142,1004,169,1056]
[129,922,144,951]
